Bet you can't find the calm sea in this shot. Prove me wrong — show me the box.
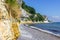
[29,22,60,35]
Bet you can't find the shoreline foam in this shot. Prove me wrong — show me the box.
[18,24,60,40]
[26,24,60,37]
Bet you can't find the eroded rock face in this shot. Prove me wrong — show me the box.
[0,0,20,40]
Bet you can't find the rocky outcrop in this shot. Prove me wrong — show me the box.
[0,0,21,40]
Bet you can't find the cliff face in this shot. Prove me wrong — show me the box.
[0,0,21,40]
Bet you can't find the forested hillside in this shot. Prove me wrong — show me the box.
[21,1,45,22]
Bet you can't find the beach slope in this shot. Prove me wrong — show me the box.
[18,24,60,40]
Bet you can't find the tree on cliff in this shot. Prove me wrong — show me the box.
[22,1,36,14]
[21,1,45,22]
[5,0,20,19]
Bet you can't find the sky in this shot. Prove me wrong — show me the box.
[23,0,60,22]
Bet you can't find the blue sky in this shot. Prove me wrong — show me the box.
[23,0,60,22]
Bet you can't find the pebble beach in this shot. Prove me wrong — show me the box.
[18,24,60,40]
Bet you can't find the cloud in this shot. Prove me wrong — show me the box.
[48,16,60,22]
[52,16,60,19]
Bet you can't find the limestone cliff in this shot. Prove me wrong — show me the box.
[0,0,21,40]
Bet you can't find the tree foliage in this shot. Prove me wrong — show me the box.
[22,1,45,22]
[5,0,18,7]
[5,0,21,23]
[35,13,45,21]
[22,1,36,14]
[5,0,20,18]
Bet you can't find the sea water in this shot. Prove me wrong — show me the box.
[29,22,60,35]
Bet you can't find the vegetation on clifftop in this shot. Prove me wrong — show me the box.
[5,0,21,23]
[22,1,36,14]
[21,1,45,22]
[5,0,20,19]
[4,0,21,40]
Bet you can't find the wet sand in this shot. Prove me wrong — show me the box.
[18,24,60,40]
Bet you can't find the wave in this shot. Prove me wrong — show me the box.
[29,26,60,37]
